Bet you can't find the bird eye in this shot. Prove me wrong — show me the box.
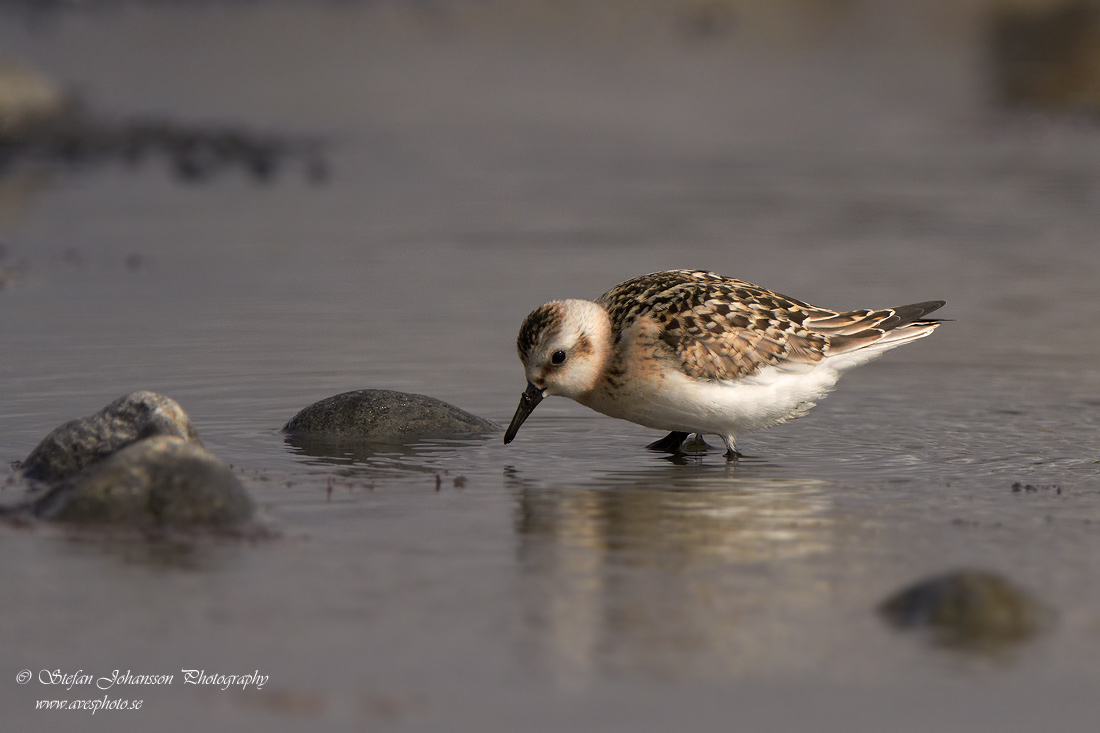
[551,350,567,365]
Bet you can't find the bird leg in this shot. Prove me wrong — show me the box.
[646,431,691,452]
[680,433,711,453]
[722,435,743,461]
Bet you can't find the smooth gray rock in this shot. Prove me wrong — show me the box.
[878,569,1047,650]
[284,389,500,443]
[19,391,203,483]
[34,436,252,527]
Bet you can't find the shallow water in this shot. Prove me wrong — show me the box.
[2,2,1100,730]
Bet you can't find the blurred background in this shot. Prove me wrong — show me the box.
[2,1,1100,731]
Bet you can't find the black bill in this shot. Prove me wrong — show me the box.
[503,382,545,444]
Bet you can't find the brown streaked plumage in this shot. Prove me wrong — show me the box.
[505,269,945,458]
[516,303,565,363]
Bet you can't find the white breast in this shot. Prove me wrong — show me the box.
[584,360,844,435]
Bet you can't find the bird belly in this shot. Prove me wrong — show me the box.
[581,363,841,435]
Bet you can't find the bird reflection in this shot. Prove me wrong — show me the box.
[508,463,841,684]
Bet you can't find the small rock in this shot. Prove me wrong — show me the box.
[33,437,252,527]
[19,391,202,483]
[878,569,1047,650]
[284,389,500,444]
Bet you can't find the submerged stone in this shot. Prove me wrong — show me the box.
[34,437,252,527]
[878,569,1047,651]
[284,389,500,444]
[19,391,202,484]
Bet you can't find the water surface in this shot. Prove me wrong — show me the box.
[2,3,1100,730]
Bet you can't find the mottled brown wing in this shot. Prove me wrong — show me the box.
[596,270,830,381]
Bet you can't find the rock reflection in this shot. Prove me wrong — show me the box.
[52,526,261,571]
[283,432,489,481]
[509,465,840,682]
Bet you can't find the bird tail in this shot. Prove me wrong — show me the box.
[806,300,946,371]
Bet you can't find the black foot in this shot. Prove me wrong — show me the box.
[646,431,691,452]
[724,450,745,462]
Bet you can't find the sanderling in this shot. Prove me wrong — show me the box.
[503,269,944,459]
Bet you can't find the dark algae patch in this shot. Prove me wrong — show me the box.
[0,111,329,184]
